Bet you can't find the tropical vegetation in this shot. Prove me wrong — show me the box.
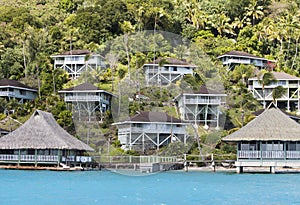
[0,0,299,156]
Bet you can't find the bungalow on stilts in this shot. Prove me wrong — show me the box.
[223,107,300,174]
[0,110,94,170]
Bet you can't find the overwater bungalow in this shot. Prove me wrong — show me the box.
[0,110,94,170]
[223,108,300,173]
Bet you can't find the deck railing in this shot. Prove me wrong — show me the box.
[0,91,15,97]
[65,95,101,101]
[238,150,300,159]
[95,155,179,164]
[0,154,58,162]
[238,151,261,159]
[0,154,91,163]
[185,99,223,104]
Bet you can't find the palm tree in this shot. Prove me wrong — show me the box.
[272,86,286,107]
[245,0,265,26]
[257,71,276,109]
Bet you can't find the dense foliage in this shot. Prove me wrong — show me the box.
[1,0,299,155]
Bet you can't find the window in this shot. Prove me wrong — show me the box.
[241,143,249,150]
[20,90,26,95]
[287,142,296,151]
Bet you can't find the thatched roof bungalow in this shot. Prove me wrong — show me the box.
[0,110,93,168]
[223,108,300,173]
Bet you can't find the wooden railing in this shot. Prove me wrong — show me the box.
[65,95,101,101]
[0,155,91,163]
[185,99,224,104]
[238,151,261,159]
[238,150,300,159]
[286,151,300,159]
[95,155,179,164]
[0,154,58,162]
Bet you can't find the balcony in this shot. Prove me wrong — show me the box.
[185,99,223,105]
[0,91,15,97]
[238,150,300,159]
[0,154,91,163]
[65,95,101,102]
[118,126,186,134]
[226,59,251,65]
[0,154,58,162]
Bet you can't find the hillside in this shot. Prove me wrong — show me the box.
[0,0,299,155]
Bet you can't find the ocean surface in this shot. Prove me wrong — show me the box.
[0,169,300,205]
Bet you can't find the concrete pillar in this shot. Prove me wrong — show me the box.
[270,166,276,174]
[236,166,243,174]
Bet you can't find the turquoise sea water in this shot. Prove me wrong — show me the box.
[0,170,300,205]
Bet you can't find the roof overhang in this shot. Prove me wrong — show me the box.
[143,63,197,68]
[58,90,117,97]
[113,121,189,126]
[0,85,38,92]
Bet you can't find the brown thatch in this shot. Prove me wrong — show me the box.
[223,108,300,142]
[0,110,94,151]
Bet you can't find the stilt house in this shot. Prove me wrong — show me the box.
[0,110,93,168]
[223,108,300,173]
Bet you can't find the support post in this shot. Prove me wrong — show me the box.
[18,149,20,167]
[211,154,216,172]
[184,154,188,172]
[270,166,276,174]
[236,166,243,174]
[34,149,37,167]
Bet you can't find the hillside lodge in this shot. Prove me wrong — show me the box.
[0,110,93,170]
[0,79,37,103]
[51,49,105,79]
[113,111,189,152]
[248,72,300,112]
[143,57,196,85]
[218,50,276,71]
[223,108,300,174]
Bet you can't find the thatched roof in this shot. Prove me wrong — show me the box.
[0,110,94,151]
[223,108,300,142]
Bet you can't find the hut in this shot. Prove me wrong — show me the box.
[223,108,300,173]
[0,110,94,169]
